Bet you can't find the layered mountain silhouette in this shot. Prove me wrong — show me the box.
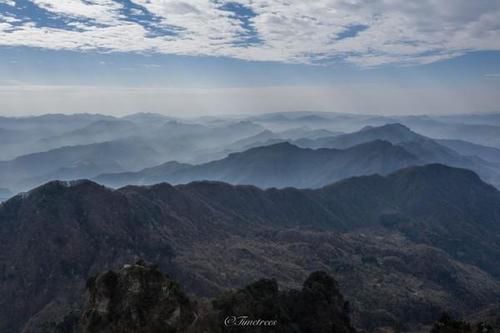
[0,114,117,160]
[296,123,423,148]
[438,139,500,165]
[37,120,139,151]
[2,164,500,332]
[296,123,476,164]
[296,123,500,187]
[0,114,114,132]
[92,123,500,190]
[0,116,268,191]
[95,140,420,188]
[0,139,162,192]
[3,114,500,193]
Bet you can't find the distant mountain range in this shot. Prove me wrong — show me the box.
[295,123,424,148]
[295,123,500,187]
[36,119,139,151]
[94,123,500,189]
[437,138,500,165]
[95,140,420,188]
[0,113,114,131]
[2,164,500,332]
[249,111,500,148]
[94,161,192,188]
[0,139,162,192]
[2,111,500,192]
[3,116,500,193]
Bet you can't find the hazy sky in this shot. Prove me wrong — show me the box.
[1,0,500,116]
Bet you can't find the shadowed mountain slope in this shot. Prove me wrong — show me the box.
[1,165,500,332]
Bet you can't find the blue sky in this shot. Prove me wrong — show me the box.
[1,47,500,88]
[0,1,499,116]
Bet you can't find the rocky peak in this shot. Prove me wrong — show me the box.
[79,261,195,333]
[40,264,355,333]
[209,270,356,333]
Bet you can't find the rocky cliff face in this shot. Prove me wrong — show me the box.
[79,262,195,333]
[41,262,355,333]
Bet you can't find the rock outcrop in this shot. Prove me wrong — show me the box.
[41,262,355,333]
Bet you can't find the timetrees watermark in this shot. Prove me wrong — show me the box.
[224,316,278,327]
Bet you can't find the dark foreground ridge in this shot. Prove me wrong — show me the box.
[3,164,500,332]
[40,261,356,333]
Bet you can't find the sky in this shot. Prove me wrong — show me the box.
[0,0,500,117]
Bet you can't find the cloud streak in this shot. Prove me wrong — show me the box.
[0,0,499,66]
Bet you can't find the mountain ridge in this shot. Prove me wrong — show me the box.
[296,123,500,188]
[95,140,421,189]
[2,164,500,332]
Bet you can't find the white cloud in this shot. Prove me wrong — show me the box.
[31,0,123,25]
[0,0,499,66]
[0,0,15,6]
